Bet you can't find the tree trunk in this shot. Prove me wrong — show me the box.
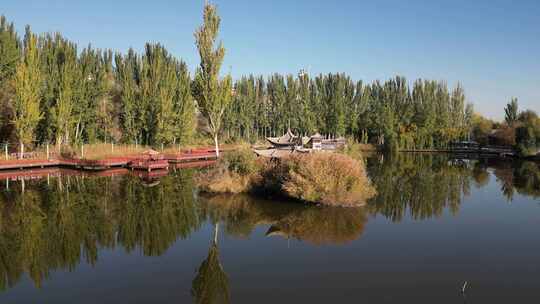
[75,121,80,141]
[19,142,23,159]
[213,223,219,245]
[214,133,220,157]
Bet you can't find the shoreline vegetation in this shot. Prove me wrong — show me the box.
[0,1,537,210]
[1,2,538,162]
[196,147,377,207]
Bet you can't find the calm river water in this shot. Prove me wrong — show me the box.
[0,154,539,303]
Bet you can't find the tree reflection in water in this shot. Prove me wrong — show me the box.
[475,158,540,200]
[365,154,540,223]
[0,170,200,290]
[0,155,539,292]
[198,194,368,245]
[191,223,230,304]
[365,153,474,222]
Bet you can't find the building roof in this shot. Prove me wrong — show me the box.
[266,129,298,146]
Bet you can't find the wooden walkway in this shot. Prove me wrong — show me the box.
[0,160,217,182]
[0,149,218,172]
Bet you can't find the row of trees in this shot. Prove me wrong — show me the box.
[1,11,475,153]
[0,16,197,149]
[471,98,540,156]
[224,74,474,150]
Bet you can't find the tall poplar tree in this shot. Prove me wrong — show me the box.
[173,60,196,144]
[192,2,232,156]
[155,57,178,144]
[13,26,42,155]
[0,16,20,85]
[504,97,519,127]
[116,49,142,144]
[53,49,79,147]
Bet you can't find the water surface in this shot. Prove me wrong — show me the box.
[0,154,539,303]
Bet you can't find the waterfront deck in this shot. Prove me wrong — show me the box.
[129,159,169,171]
[0,161,217,183]
[0,159,60,170]
[164,149,218,162]
[0,148,219,172]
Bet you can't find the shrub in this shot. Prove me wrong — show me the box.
[277,153,376,207]
[221,148,259,175]
[196,148,261,194]
[196,149,377,207]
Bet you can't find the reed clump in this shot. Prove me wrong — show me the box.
[197,150,376,207]
[272,153,376,207]
[196,148,262,194]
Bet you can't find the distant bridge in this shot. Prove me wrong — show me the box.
[399,145,515,158]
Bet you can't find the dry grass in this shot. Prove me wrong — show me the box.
[277,153,376,207]
[196,148,262,194]
[69,143,148,160]
[196,148,377,207]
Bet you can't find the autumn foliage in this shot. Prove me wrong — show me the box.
[196,148,261,194]
[197,150,376,207]
[275,153,376,207]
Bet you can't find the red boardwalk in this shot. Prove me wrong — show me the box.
[0,159,59,170]
[173,160,216,169]
[128,159,169,171]
[0,147,219,172]
[165,149,218,163]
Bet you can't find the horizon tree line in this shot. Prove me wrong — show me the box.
[225,73,474,150]
[4,11,536,154]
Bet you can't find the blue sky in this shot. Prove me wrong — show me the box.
[3,0,539,119]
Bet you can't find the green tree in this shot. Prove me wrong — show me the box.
[155,57,178,144]
[173,61,196,144]
[192,3,232,157]
[0,16,19,84]
[76,45,111,143]
[471,113,493,145]
[515,110,540,156]
[13,26,42,155]
[116,49,142,144]
[53,58,78,147]
[504,97,519,126]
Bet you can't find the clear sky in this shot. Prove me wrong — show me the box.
[3,0,539,120]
